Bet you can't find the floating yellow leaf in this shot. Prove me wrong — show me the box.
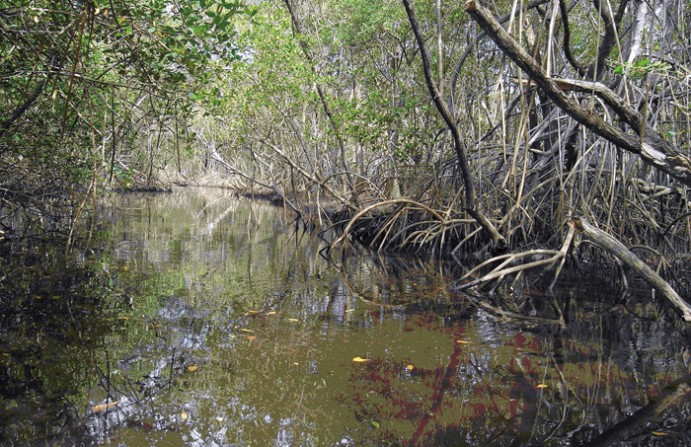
[239,328,254,333]
[92,401,119,413]
[406,364,415,371]
[246,310,262,316]
[187,365,199,372]
[456,340,472,344]
[345,309,356,313]
[651,431,668,436]
[293,362,299,366]
[536,384,549,389]
[352,356,368,363]
[180,411,188,421]
[247,335,257,341]
[287,318,299,323]
[265,311,277,316]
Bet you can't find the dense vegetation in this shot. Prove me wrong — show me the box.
[2,1,690,315]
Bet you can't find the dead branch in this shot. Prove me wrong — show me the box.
[574,217,691,321]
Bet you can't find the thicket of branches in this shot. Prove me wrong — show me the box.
[190,1,687,269]
[2,1,690,311]
[176,0,690,316]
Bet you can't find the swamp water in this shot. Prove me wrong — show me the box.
[1,187,689,446]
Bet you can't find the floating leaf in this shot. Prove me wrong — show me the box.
[651,431,668,436]
[406,364,415,371]
[456,340,472,344]
[536,384,549,389]
[352,356,368,363]
[287,318,299,323]
[370,420,380,429]
[247,335,256,341]
[245,310,262,316]
[92,401,119,413]
[181,411,188,421]
[265,311,277,316]
[187,365,199,372]
[239,328,254,333]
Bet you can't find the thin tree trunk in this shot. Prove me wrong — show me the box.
[402,0,507,249]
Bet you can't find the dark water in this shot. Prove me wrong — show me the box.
[0,187,689,446]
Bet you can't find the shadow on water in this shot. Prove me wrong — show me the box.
[0,187,689,446]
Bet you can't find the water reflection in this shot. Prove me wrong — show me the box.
[1,187,688,446]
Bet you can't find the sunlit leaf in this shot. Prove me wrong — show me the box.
[181,411,188,421]
[92,401,119,413]
[287,318,299,322]
[246,310,262,316]
[370,420,380,429]
[187,365,199,372]
[265,311,277,316]
[651,431,668,436]
[247,335,256,341]
[239,328,254,333]
[536,384,549,389]
[456,340,472,344]
[353,356,368,362]
[406,364,415,371]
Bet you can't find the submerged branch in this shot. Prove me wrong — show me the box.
[584,374,691,447]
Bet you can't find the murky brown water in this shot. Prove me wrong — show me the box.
[1,187,689,446]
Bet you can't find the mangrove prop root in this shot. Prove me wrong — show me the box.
[456,223,576,290]
[574,218,691,322]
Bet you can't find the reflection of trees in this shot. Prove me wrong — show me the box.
[10,190,684,446]
[0,245,130,445]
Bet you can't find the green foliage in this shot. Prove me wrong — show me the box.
[0,0,252,224]
[614,58,672,79]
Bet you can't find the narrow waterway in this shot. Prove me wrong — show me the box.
[1,187,688,446]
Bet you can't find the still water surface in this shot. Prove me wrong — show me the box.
[1,187,689,446]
